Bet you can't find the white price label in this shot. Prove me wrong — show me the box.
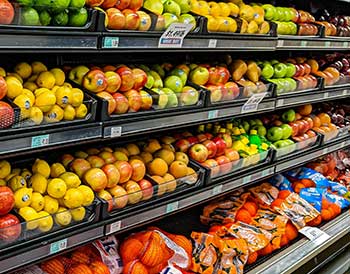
[299,226,330,245]
[323,92,329,98]
[343,90,348,96]
[109,220,122,234]
[242,92,267,113]
[159,23,192,48]
[31,134,49,148]
[277,40,284,47]
[50,238,67,254]
[277,99,284,107]
[208,39,217,48]
[166,201,179,213]
[212,184,223,195]
[208,110,219,119]
[262,169,270,177]
[161,266,182,274]
[110,127,122,137]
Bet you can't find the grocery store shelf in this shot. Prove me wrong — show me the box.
[246,212,350,274]
[317,248,350,274]
[277,37,350,50]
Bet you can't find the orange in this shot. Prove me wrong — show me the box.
[322,198,330,209]
[243,201,258,216]
[293,182,306,193]
[147,158,168,176]
[327,207,335,219]
[247,251,258,265]
[312,115,321,128]
[285,222,298,241]
[169,161,188,179]
[307,215,322,226]
[151,175,167,196]
[278,190,291,199]
[321,209,332,221]
[329,203,341,216]
[329,123,337,131]
[280,234,289,247]
[235,208,252,223]
[258,243,273,256]
[300,178,315,187]
[317,113,331,126]
[297,104,312,116]
[270,198,284,209]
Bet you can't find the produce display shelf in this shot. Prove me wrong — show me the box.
[317,247,350,274]
[277,37,350,50]
[246,212,350,274]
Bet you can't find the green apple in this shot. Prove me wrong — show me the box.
[69,7,88,27]
[20,7,40,25]
[273,140,289,148]
[174,0,190,14]
[69,0,85,8]
[53,11,69,26]
[17,0,33,6]
[163,0,181,17]
[39,10,51,26]
[149,71,163,88]
[261,63,274,79]
[256,125,267,136]
[253,119,263,126]
[180,86,199,105]
[287,21,297,35]
[285,63,296,78]
[164,75,183,93]
[178,14,196,31]
[139,64,150,72]
[273,63,287,78]
[242,121,250,133]
[143,0,164,15]
[162,88,179,108]
[267,127,283,142]
[151,64,165,78]
[145,73,154,89]
[50,0,70,13]
[170,68,187,85]
[280,124,293,139]
[270,59,279,65]
[163,12,178,29]
[278,79,291,92]
[275,7,285,21]
[152,88,168,109]
[262,4,276,21]
[285,78,297,92]
[34,0,51,11]
[281,109,296,123]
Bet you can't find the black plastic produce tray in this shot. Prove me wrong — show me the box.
[278,22,324,38]
[272,76,324,97]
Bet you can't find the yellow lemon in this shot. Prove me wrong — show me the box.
[30,173,47,194]
[63,188,84,209]
[0,160,11,179]
[0,67,6,77]
[77,185,94,206]
[47,178,67,198]
[71,88,84,107]
[32,159,51,178]
[37,211,53,232]
[14,62,32,79]
[55,86,72,107]
[228,3,239,17]
[75,104,88,119]
[59,172,81,189]
[36,71,56,89]
[71,206,86,222]
[0,179,6,186]
[55,207,72,226]
[21,89,35,105]
[28,74,38,82]
[44,105,64,123]
[50,68,65,86]
[52,85,60,93]
[30,192,45,211]
[14,94,33,119]
[5,76,23,99]
[7,72,23,84]
[63,82,72,88]
[63,105,76,121]
[29,106,44,125]
[34,87,51,97]
[18,206,39,230]
[23,81,38,91]
[44,195,59,214]
[34,89,56,112]
[219,2,231,16]
[8,175,27,192]
[14,187,32,208]
[50,163,66,178]
[21,168,32,181]
[31,61,48,74]
[206,15,219,32]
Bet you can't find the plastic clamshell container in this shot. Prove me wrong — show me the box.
[273,76,323,96]
[317,123,350,144]
[0,199,100,254]
[99,160,207,219]
[278,23,324,38]
[324,74,350,89]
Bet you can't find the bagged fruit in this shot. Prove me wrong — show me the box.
[324,191,350,210]
[328,181,350,197]
[285,167,330,189]
[249,183,279,206]
[269,174,293,192]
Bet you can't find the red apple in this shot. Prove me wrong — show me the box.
[207,67,220,85]
[0,214,21,242]
[0,101,14,129]
[113,92,129,114]
[206,84,223,102]
[124,89,142,112]
[86,155,106,168]
[196,133,207,143]
[116,66,135,92]
[182,131,193,137]
[303,117,314,130]
[303,63,311,75]
[175,138,191,152]
[97,91,117,114]
[219,133,232,148]
[83,69,108,93]
[212,137,226,156]
[115,0,131,10]
[122,9,140,30]
[102,164,120,188]
[215,155,232,174]
[129,159,146,182]
[104,71,121,93]
[202,140,217,159]
[189,143,209,163]
[289,121,299,136]
[187,136,199,146]
[99,151,116,164]
[0,186,14,215]
[205,133,213,140]
[106,8,126,30]
[101,0,117,9]
[86,0,104,6]
[0,0,14,24]
[132,68,147,90]
[306,130,316,138]
[138,179,154,200]
[224,82,240,100]
[297,120,308,134]
[224,148,240,162]
[216,66,230,84]
[0,76,7,100]
[202,159,220,177]
[128,0,143,11]
[114,161,133,183]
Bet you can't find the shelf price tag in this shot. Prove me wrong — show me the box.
[243,175,252,184]
[50,238,67,255]
[109,220,122,234]
[325,41,331,47]
[208,39,217,48]
[110,127,122,137]
[299,226,330,246]
[343,41,349,48]
[323,92,329,99]
[212,184,223,195]
[241,92,267,113]
[208,110,219,119]
[103,37,119,48]
[159,23,192,48]
[166,201,179,213]
[301,40,308,47]
[31,134,49,148]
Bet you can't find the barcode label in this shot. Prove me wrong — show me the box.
[109,220,122,234]
[299,226,330,245]
[208,39,217,48]
[50,239,67,254]
[110,127,122,137]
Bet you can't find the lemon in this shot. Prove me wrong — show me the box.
[14,94,33,119]
[7,72,23,84]
[28,74,39,82]
[0,67,6,77]
[5,173,16,182]
[30,192,45,211]
[55,207,72,226]
[29,106,44,125]
[71,206,86,222]
[50,68,65,86]
[59,172,81,189]
[47,178,67,198]
[77,185,94,206]
[36,71,55,89]
[75,104,88,119]
[63,105,76,121]
[5,76,23,99]
[34,87,52,97]
[37,211,53,232]
[30,173,47,193]
[8,175,27,191]
[34,89,56,112]
[44,195,59,214]
[19,206,39,230]
[20,168,32,181]
[21,89,35,104]
[0,179,6,186]
[31,61,48,74]
[71,88,84,107]
[14,187,32,208]
[57,197,66,207]
[55,86,72,108]
[63,82,72,88]
[23,81,38,92]
[15,62,32,79]
[44,105,64,123]
[50,163,66,178]
[51,85,60,93]
[63,188,83,209]
[0,160,11,179]
[32,159,51,178]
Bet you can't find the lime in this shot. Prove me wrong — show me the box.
[17,0,34,7]
[39,10,51,26]
[69,0,85,8]
[68,7,88,27]
[50,0,71,13]
[20,7,40,25]
[34,0,51,11]
[52,11,69,26]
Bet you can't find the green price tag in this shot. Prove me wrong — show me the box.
[166,201,179,213]
[301,41,308,47]
[31,134,49,148]
[50,239,67,255]
[208,110,219,119]
[104,37,119,48]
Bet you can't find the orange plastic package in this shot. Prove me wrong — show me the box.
[249,183,280,206]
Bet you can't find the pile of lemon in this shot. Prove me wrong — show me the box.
[0,159,95,232]
[1,61,88,125]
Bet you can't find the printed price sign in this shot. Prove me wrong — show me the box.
[31,134,49,148]
[241,92,267,113]
[299,226,330,245]
[159,23,193,48]
[208,110,219,119]
[212,184,223,195]
[110,127,122,137]
[104,37,119,48]
[166,201,179,213]
[109,220,122,234]
[50,238,67,254]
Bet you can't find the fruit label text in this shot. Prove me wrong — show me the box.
[31,134,50,148]
[242,92,267,112]
[299,226,330,245]
[159,23,193,48]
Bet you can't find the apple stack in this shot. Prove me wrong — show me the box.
[2,62,88,127]
[316,10,350,37]
[0,74,16,129]
[0,0,14,25]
